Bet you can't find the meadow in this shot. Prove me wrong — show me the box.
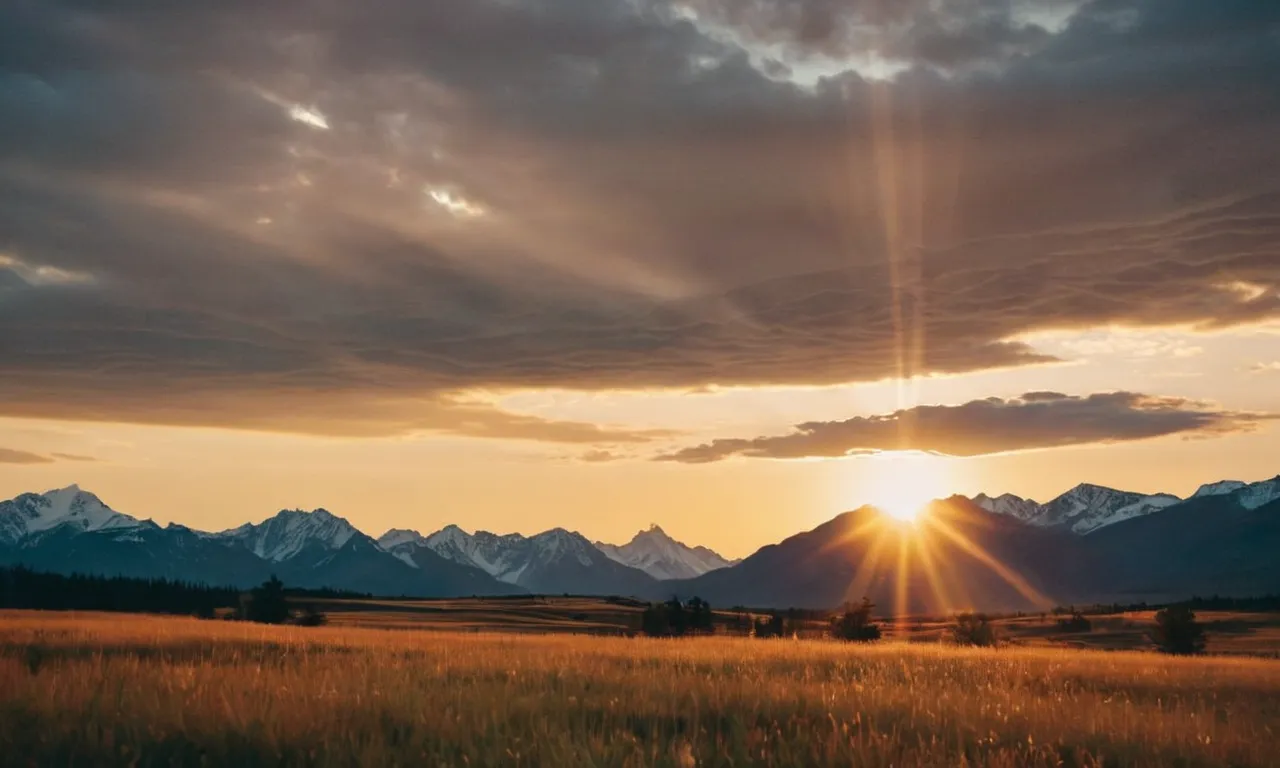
[3,611,1280,766]
[306,595,1280,657]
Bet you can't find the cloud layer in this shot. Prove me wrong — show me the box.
[656,392,1272,462]
[1,0,1278,437]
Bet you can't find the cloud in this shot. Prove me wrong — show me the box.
[49,452,98,462]
[0,448,55,465]
[0,448,100,464]
[579,449,626,463]
[656,392,1273,462]
[1250,361,1280,374]
[0,1,1278,437]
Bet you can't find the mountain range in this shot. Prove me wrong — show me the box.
[0,485,733,598]
[2,475,1278,611]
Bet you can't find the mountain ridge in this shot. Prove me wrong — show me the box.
[3,474,1279,609]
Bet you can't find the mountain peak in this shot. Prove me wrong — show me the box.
[1064,482,1120,496]
[219,507,360,562]
[377,528,428,550]
[0,485,141,545]
[1192,480,1247,498]
[596,525,735,580]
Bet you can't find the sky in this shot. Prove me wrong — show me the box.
[2,0,1279,558]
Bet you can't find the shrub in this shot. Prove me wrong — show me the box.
[952,612,998,647]
[753,613,787,639]
[1056,611,1092,633]
[1150,605,1206,655]
[293,606,328,627]
[830,598,882,642]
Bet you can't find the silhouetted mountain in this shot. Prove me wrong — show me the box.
[3,522,273,588]
[1079,491,1280,602]
[660,498,1091,613]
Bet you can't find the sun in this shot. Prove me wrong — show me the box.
[875,489,932,523]
[854,452,955,523]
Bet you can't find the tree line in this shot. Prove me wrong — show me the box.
[639,596,884,642]
[0,566,344,626]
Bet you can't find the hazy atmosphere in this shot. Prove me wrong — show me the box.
[2,0,1279,556]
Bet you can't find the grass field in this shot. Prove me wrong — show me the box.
[301,595,1280,658]
[3,611,1280,766]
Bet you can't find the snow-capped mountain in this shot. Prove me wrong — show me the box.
[1034,483,1149,531]
[1193,477,1280,510]
[0,484,144,546]
[971,476,1280,535]
[971,493,1042,523]
[971,484,1181,534]
[376,528,427,553]
[379,525,656,595]
[1192,480,1247,498]
[217,509,359,562]
[594,524,736,580]
[6,474,1278,606]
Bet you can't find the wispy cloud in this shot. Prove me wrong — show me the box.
[0,448,55,465]
[50,452,99,462]
[579,449,626,463]
[0,448,100,464]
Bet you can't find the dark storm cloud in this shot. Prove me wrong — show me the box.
[680,0,1057,67]
[656,392,1273,462]
[1,0,1279,438]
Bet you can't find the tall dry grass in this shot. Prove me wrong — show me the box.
[1,611,1277,766]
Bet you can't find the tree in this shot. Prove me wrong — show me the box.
[243,575,290,625]
[665,596,689,636]
[1150,605,1206,655]
[686,597,715,635]
[640,597,714,637]
[831,598,882,642]
[952,612,998,647]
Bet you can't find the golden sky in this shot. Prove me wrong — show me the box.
[2,0,1280,556]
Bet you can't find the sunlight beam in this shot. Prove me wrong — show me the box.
[923,516,1052,609]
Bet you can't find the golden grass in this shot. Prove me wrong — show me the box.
[2,611,1279,767]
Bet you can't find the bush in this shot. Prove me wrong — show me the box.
[1150,605,1206,655]
[1056,612,1092,633]
[952,612,998,647]
[753,613,787,639]
[293,605,328,627]
[830,598,882,642]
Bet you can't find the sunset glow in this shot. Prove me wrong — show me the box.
[857,452,955,523]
